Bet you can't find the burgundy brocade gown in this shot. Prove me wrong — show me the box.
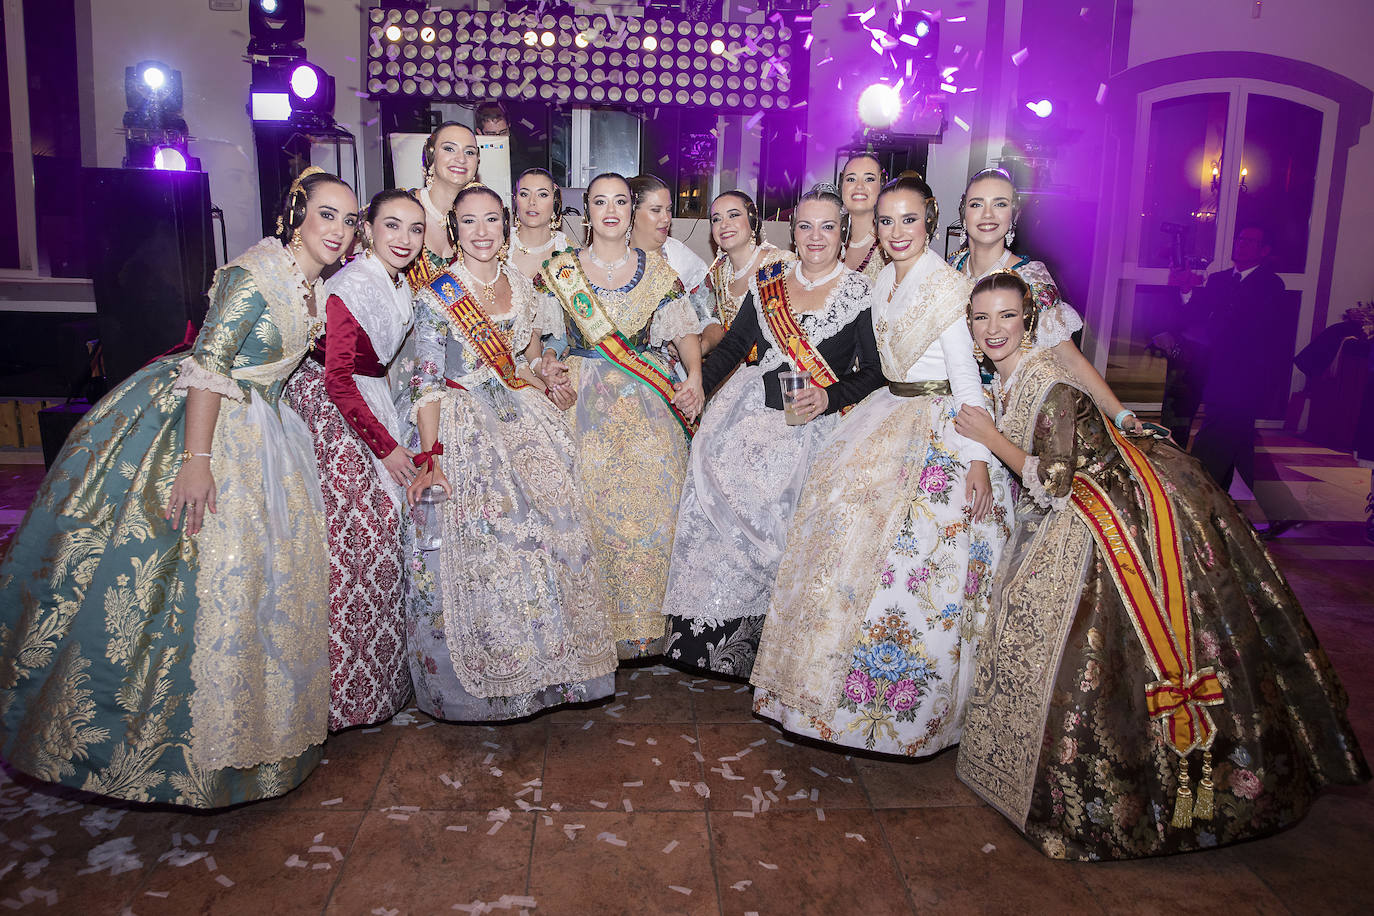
[285,290,412,729]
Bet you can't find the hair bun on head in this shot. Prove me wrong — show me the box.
[810,181,841,197]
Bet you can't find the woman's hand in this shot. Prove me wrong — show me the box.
[546,380,577,410]
[167,457,216,534]
[406,462,451,507]
[954,404,998,446]
[672,373,705,420]
[381,445,419,488]
[966,460,993,522]
[790,384,830,423]
[536,357,571,389]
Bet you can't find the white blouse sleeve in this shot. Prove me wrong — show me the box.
[939,319,994,465]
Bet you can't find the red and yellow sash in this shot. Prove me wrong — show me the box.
[427,271,532,391]
[543,251,697,438]
[756,261,856,415]
[1069,422,1223,758]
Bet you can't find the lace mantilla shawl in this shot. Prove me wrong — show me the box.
[872,249,973,379]
[326,252,414,362]
[550,248,685,341]
[994,347,1090,509]
[176,237,324,398]
[709,245,796,328]
[748,267,873,375]
[418,260,543,363]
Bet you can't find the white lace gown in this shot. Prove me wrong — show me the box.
[751,250,1015,756]
[662,270,881,676]
[403,262,617,720]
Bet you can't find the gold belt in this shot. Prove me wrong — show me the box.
[888,379,952,398]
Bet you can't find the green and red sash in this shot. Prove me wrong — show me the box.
[544,251,697,437]
[1069,422,1223,757]
[756,260,855,415]
[427,271,532,391]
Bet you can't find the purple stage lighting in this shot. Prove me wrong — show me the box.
[290,63,320,100]
[858,82,902,129]
[1025,99,1054,118]
[153,147,188,171]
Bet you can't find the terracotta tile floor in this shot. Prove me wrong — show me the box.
[1,436,1372,915]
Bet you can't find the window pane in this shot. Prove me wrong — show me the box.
[1137,93,1229,270]
[1234,94,1321,274]
[587,109,639,179]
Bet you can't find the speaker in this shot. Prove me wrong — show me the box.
[82,168,215,386]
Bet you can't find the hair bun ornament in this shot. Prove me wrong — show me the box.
[810,181,841,197]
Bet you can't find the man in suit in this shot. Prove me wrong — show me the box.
[1177,225,1297,532]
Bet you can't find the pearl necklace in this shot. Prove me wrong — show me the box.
[794,261,844,291]
[418,187,448,227]
[848,232,875,250]
[511,228,563,257]
[728,245,762,284]
[587,247,633,286]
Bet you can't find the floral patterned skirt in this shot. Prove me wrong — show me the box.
[753,393,1013,756]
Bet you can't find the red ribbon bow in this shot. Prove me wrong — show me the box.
[412,442,444,471]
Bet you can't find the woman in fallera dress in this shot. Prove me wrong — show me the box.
[0,168,356,806]
[628,174,720,352]
[404,184,616,720]
[950,167,1140,430]
[953,271,1368,860]
[751,175,1014,756]
[663,185,884,677]
[699,190,795,355]
[284,189,425,731]
[839,153,888,283]
[536,172,705,659]
[507,168,574,283]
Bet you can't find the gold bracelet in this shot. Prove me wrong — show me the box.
[181,450,212,461]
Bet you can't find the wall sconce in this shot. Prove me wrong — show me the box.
[1210,161,1220,192]
[1239,166,1249,193]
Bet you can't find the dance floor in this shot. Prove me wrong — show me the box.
[0,432,1371,915]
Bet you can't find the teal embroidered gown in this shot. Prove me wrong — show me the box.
[0,238,330,807]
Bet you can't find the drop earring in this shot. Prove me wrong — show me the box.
[425,164,435,188]
[289,229,304,254]
[1005,226,1016,247]
[972,342,985,360]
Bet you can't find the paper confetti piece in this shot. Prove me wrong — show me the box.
[816,808,826,821]
[662,840,679,854]
[954,116,971,131]
[321,797,343,806]
[623,780,643,787]
[732,810,754,818]
[616,739,636,747]
[590,799,608,809]
[1012,47,1029,65]
[487,821,504,836]
[668,886,693,896]
[758,861,779,870]
[596,832,628,847]
[623,798,634,813]
[982,843,997,853]
[215,874,235,887]
[731,880,753,891]
[680,734,697,744]
[1096,83,1108,104]
[446,825,469,832]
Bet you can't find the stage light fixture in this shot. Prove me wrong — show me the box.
[541,30,555,47]
[386,24,402,41]
[524,30,538,46]
[858,82,902,128]
[154,147,188,171]
[644,35,658,52]
[287,61,336,126]
[915,19,931,38]
[1025,99,1053,118]
[420,26,436,42]
[249,0,305,55]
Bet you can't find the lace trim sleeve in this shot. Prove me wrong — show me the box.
[1021,455,1070,510]
[650,296,700,345]
[407,388,448,427]
[173,356,244,401]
